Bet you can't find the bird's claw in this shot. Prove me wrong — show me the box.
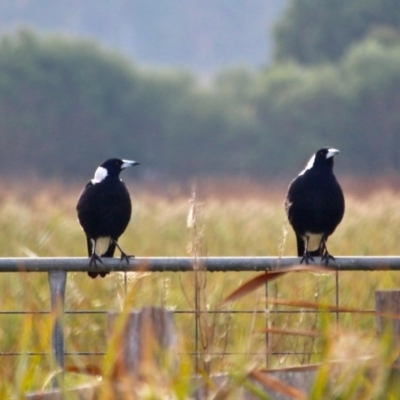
[120,252,134,264]
[300,252,314,264]
[88,254,108,278]
[89,253,103,267]
[321,252,335,265]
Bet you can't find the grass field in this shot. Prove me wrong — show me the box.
[0,178,400,398]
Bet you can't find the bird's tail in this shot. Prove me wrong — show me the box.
[88,271,107,279]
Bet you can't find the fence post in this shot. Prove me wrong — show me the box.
[48,270,67,387]
[107,307,178,379]
[265,283,270,369]
[375,289,400,366]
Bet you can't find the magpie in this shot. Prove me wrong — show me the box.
[76,158,139,278]
[285,148,345,264]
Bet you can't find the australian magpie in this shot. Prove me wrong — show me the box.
[285,148,345,264]
[76,158,139,278]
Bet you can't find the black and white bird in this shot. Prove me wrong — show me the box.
[285,148,345,264]
[76,158,139,278]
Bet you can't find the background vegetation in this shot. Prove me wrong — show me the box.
[0,0,400,180]
[274,0,400,64]
[0,181,398,397]
[1,0,400,397]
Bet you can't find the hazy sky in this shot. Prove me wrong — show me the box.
[0,1,287,73]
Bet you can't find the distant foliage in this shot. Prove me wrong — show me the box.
[0,30,260,179]
[274,0,400,65]
[1,29,400,179]
[253,34,400,175]
[0,29,141,176]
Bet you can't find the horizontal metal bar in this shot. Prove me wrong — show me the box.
[184,352,321,356]
[0,351,322,357]
[0,311,50,315]
[67,352,323,358]
[0,352,48,356]
[0,352,105,356]
[0,256,399,273]
[0,310,375,317]
[0,309,376,316]
[65,352,105,356]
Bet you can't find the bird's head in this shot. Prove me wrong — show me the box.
[299,148,340,175]
[92,158,139,183]
[304,147,340,171]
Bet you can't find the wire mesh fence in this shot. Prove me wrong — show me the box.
[0,256,399,378]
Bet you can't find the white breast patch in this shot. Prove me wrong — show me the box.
[302,232,323,252]
[92,236,112,256]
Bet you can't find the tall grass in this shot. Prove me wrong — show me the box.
[0,179,399,396]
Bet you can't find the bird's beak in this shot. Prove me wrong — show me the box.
[121,160,140,169]
[326,148,339,159]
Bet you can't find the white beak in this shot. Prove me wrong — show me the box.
[326,148,339,159]
[121,160,140,169]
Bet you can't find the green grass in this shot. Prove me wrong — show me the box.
[0,180,400,397]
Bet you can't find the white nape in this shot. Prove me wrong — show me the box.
[91,166,108,184]
[298,154,315,176]
[92,237,112,256]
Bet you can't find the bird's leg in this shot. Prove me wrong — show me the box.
[88,247,106,277]
[89,241,103,266]
[320,237,335,265]
[300,236,314,264]
[114,241,135,264]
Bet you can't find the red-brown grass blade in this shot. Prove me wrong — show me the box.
[65,364,103,376]
[221,271,285,305]
[221,265,333,306]
[264,297,400,322]
[264,298,373,314]
[248,369,307,400]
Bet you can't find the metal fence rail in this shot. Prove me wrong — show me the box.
[2,256,400,272]
[1,256,400,386]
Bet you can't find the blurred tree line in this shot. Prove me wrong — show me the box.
[0,0,400,180]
